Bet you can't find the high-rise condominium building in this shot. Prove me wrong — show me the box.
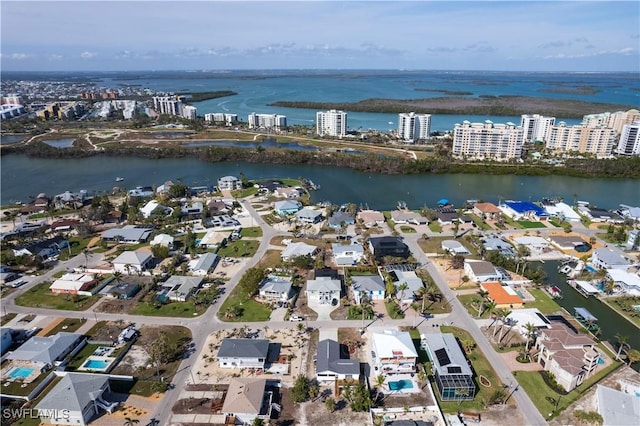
[205,113,238,125]
[397,112,431,143]
[153,96,183,116]
[520,114,555,143]
[182,105,198,120]
[616,121,640,156]
[452,120,524,160]
[582,109,640,134]
[316,109,347,137]
[546,122,617,157]
[248,113,287,130]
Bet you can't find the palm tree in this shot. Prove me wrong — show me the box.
[397,282,409,302]
[615,334,630,361]
[497,310,512,343]
[627,349,640,365]
[477,289,489,318]
[491,307,507,336]
[123,417,140,426]
[523,322,537,355]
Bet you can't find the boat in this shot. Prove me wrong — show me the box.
[559,265,573,274]
[115,177,124,182]
[568,279,600,298]
[573,307,601,333]
[546,285,563,299]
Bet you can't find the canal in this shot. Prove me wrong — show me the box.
[539,260,640,371]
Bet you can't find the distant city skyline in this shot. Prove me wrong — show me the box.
[1,1,639,72]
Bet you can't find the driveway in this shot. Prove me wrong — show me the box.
[307,298,337,321]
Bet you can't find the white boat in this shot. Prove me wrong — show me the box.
[115,177,124,182]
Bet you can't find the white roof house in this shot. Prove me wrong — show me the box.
[506,308,552,337]
[217,175,242,191]
[112,251,153,274]
[441,240,471,255]
[513,236,550,250]
[188,253,219,276]
[306,277,341,305]
[198,229,229,249]
[596,384,640,426]
[591,248,630,270]
[281,242,318,261]
[332,242,364,266]
[139,200,162,218]
[49,273,99,295]
[259,275,293,302]
[607,269,640,296]
[544,202,582,222]
[151,233,174,248]
[371,330,418,375]
[295,207,323,224]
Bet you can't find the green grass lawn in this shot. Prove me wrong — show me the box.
[67,343,102,370]
[516,220,547,229]
[130,300,204,317]
[502,216,523,229]
[11,376,63,426]
[468,213,493,231]
[231,186,259,198]
[57,236,93,261]
[437,326,505,413]
[15,282,99,311]
[515,361,622,419]
[383,212,396,230]
[217,240,259,257]
[458,293,489,319]
[604,296,640,327]
[526,288,563,314]
[217,283,272,322]
[45,318,87,336]
[241,226,263,237]
[1,313,17,326]
[428,222,442,233]
[399,225,417,233]
[385,300,405,319]
[416,236,449,253]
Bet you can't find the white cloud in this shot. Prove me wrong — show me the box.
[1,53,32,60]
[543,47,637,59]
[80,51,97,59]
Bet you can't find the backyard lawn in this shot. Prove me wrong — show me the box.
[217,240,259,257]
[458,293,490,319]
[44,318,87,336]
[15,282,99,311]
[385,300,405,319]
[240,226,263,238]
[516,221,547,229]
[416,236,449,253]
[526,289,563,315]
[217,276,272,322]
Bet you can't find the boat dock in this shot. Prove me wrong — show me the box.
[574,307,601,333]
[568,279,600,298]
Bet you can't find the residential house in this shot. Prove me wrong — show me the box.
[13,236,69,261]
[506,308,552,337]
[421,333,475,401]
[618,204,640,222]
[535,321,600,392]
[189,253,219,276]
[473,202,502,220]
[464,260,501,283]
[207,199,232,214]
[259,275,293,302]
[102,225,153,243]
[606,269,640,296]
[274,200,301,215]
[576,206,623,223]
[480,282,524,309]
[181,201,204,217]
[217,175,242,191]
[436,207,460,226]
[328,211,355,229]
[50,219,81,232]
[368,236,410,260]
[482,236,516,257]
[6,332,84,371]
[155,180,175,194]
[139,200,171,218]
[544,202,582,222]
[499,201,549,221]
[332,242,365,266]
[221,378,276,425]
[441,240,471,255]
[36,373,118,426]
[390,210,427,225]
[160,275,203,302]
[596,385,640,426]
[513,236,550,251]
[218,338,271,369]
[316,339,360,382]
[385,265,423,303]
[106,282,140,299]
[295,207,323,224]
[20,196,50,215]
[50,273,100,296]
[150,233,174,249]
[128,186,154,197]
[281,242,318,261]
[357,210,385,228]
[198,229,228,249]
[274,187,303,199]
[547,235,589,251]
[306,276,341,305]
[591,248,630,270]
[371,330,418,375]
[204,215,241,230]
[112,251,153,274]
[351,275,385,304]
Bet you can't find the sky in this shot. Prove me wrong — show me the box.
[1,0,639,72]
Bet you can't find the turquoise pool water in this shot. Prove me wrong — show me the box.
[82,359,110,370]
[388,379,414,391]
[585,265,597,273]
[8,366,35,380]
[515,290,525,299]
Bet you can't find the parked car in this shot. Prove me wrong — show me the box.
[289,315,303,322]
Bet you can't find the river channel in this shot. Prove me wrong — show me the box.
[1,155,639,208]
[539,261,640,371]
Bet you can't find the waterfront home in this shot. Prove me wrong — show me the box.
[591,248,630,270]
[480,282,524,308]
[221,378,277,425]
[160,275,203,302]
[188,252,219,276]
[207,199,233,214]
[505,308,551,336]
[618,204,640,221]
[258,275,293,302]
[332,241,365,266]
[102,225,153,243]
[6,332,84,371]
[316,339,360,383]
[150,233,174,249]
[112,251,153,274]
[203,214,240,230]
[198,229,228,249]
[606,269,640,296]
[281,241,319,261]
[351,275,385,304]
[295,207,323,224]
[499,201,549,221]
[273,186,303,199]
[547,235,589,251]
[306,276,341,305]
[181,201,204,217]
[53,190,86,210]
[464,260,501,283]
[371,330,418,376]
[473,202,502,220]
[155,180,175,194]
[436,207,460,225]
[421,333,475,401]
[535,321,600,392]
[441,240,471,255]
[274,200,301,215]
[12,236,68,261]
[328,211,355,229]
[128,186,154,197]
[20,196,50,215]
[217,175,242,191]
[385,264,423,303]
[218,338,271,369]
[544,201,582,222]
[596,385,640,426]
[577,206,623,223]
[482,236,516,257]
[36,373,118,426]
[357,209,385,228]
[140,200,168,219]
[50,218,81,232]
[513,236,550,251]
[390,210,427,225]
[49,273,99,296]
[368,236,410,260]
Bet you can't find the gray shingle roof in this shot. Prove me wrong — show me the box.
[7,332,82,365]
[351,275,385,292]
[316,339,360,376]
[36,373,110,413]
[218,339,270,358]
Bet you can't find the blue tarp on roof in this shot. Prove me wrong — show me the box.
[438,199,449,205]
[505,201,548,217]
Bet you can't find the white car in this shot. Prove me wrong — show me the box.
[289,315,303,322]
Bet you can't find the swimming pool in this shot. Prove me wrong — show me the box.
[7,366,35,380]
[388,379,414,391]
[585,265,597,273]
[81,358,112,371]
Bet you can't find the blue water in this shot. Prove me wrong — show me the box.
[7,366,35,380]
[585,266,597,273]
[388,379,414,390]
[82,359,110,370]
[99,70,637,131]
[43,138,75,148]
[0,135,26,144]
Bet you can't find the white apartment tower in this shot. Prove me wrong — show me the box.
[316,109,347,137]
[182,105,197,120]
[398,112,431,143]
[452,120,524,160]
[248,113,287,131]
[582,109,640,134]
[153,96,183,116]
[546,122,617,157]
[520,114,555,142]
[616,121,640,156]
